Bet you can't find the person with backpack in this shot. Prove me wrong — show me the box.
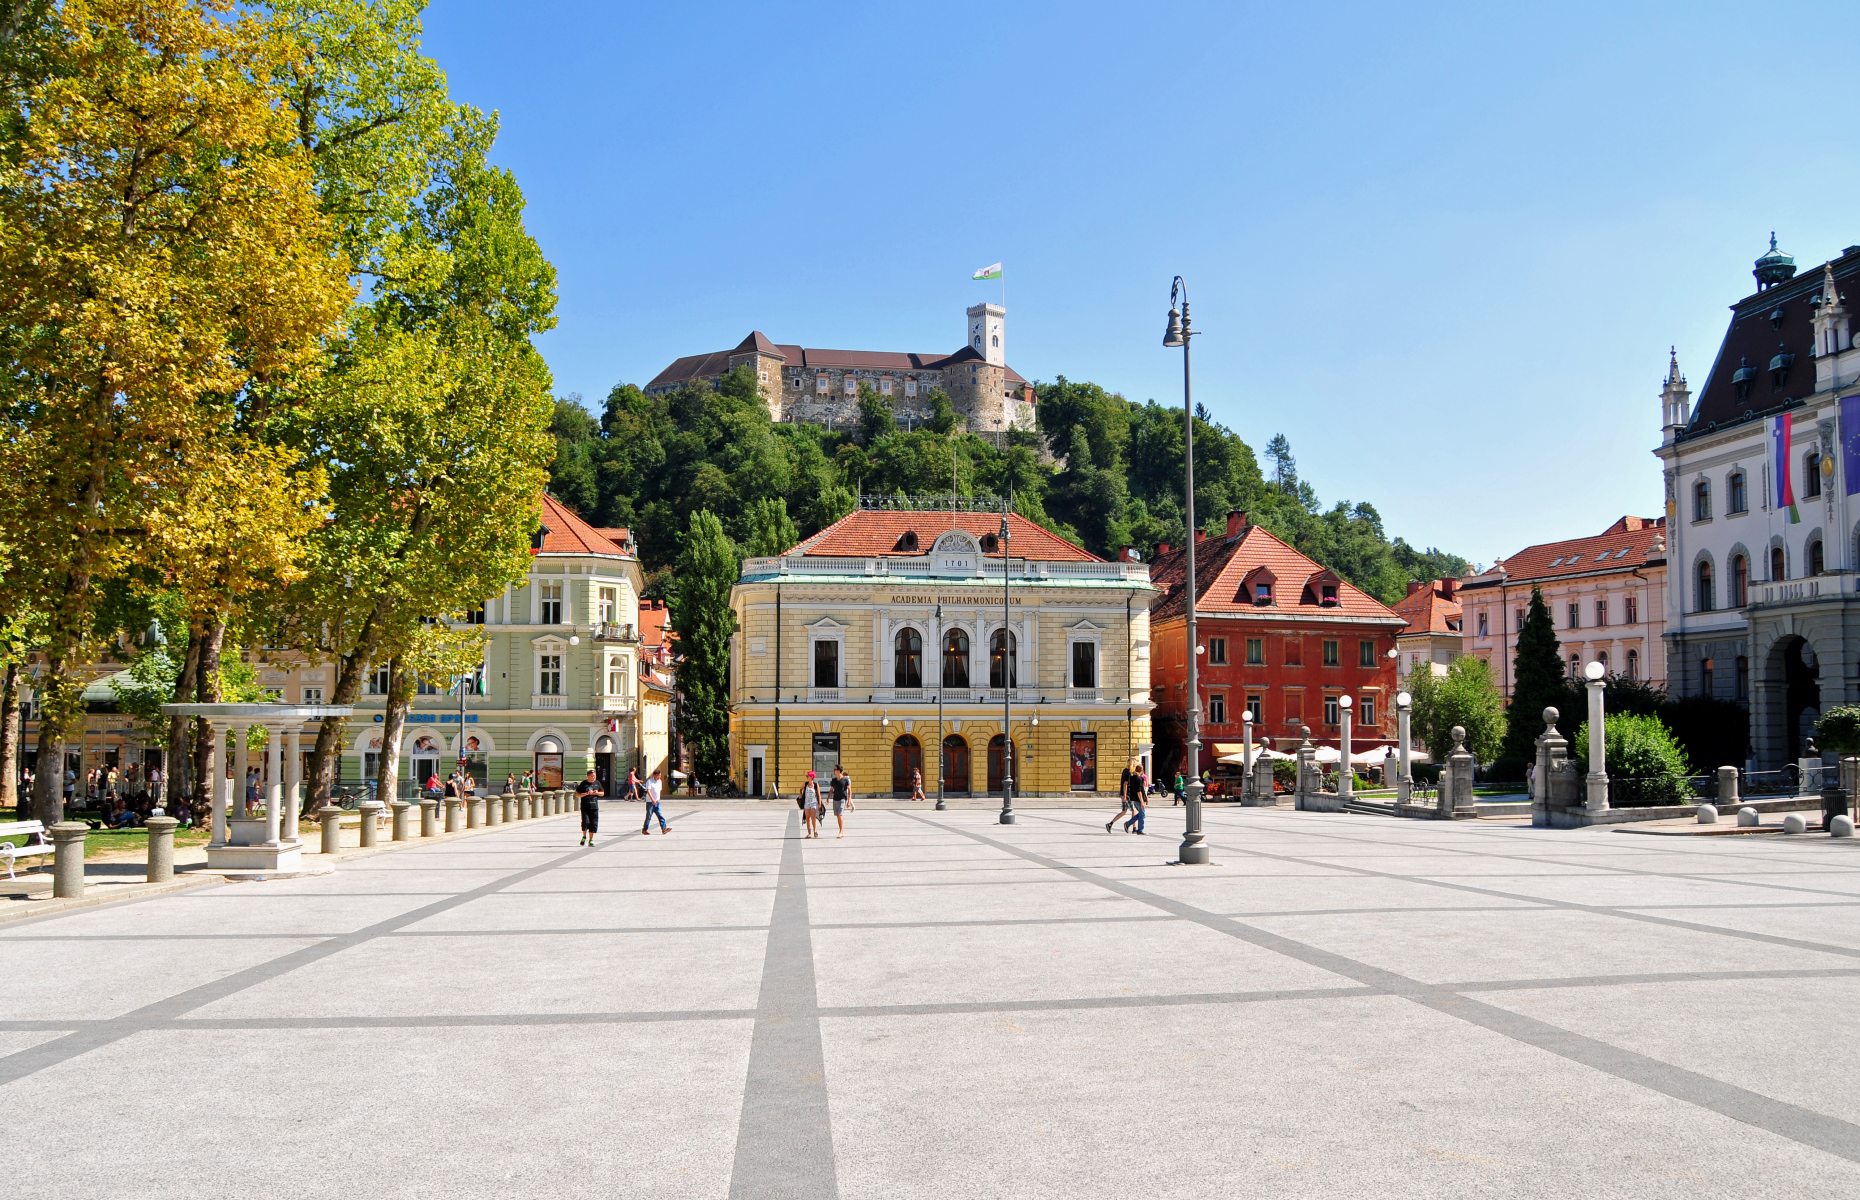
[797,770,823,838]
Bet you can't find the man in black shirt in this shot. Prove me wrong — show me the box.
[829,764,853,839]
[576,770,604,846]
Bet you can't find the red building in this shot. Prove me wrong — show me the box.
[1149,511,1405,777]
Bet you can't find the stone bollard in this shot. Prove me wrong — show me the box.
[444,797,463,833]
[420,798,439,837]
[1832,814,1855,838]
[50,821,88,899]
[483,794,500,826]
[1783,813,1808,835]
[391,801,412,842]
[145,815,179,883]
[502,794,515,823]
[547,790,560,815]
[1696,803,1718,825]
[319,804,343,854]
[513,790,528,820]
[358,801,384,848]
[465,796,480,830]
[1716,766,1740,808]
[1737,806,1760,828]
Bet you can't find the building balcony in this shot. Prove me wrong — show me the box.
[1747,571,1856,611]
[809,688,840,702]
[531,693,567,710]
[1069,687,1101,703]
[591,621,639,643]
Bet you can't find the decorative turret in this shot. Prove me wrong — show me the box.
[1754,232,1797,291]
[1812,261,1850,358]
[1660,347,1690,444]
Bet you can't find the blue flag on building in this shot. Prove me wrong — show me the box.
[1844,395,1860,496]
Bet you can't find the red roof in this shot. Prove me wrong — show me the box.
[536,495,632,557]
[786,510,1100,563]
[1149,520,1402,624]
[1391,579,1462,635]
[1469,516,1667,587]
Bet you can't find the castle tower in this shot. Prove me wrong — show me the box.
[967,303,1005,367]
[1660,347,1690,446]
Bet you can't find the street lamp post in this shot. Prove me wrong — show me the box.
[999,498,1015,825]
[1164,276,1208,864]
[935,600,946,810]
[1241,710,1255,803]
[1396,690,1414,795]
[1584,660,1610,812]
[1338,694,1354,803]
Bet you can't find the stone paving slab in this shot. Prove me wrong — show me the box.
[3,802,1859,1198]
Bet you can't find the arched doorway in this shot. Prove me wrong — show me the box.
[891,735,922,795]
[942,735,970,795]
[1765,635,1821,763]
[986,734,1017,793]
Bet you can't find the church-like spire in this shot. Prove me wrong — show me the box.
[1819,262,1846,314]
[1660,346,1691,444]
[1664,346,1684,387]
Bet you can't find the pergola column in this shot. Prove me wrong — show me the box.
[264,724,284,844]
[231,724,250,819]
[282,724,303,842]
[207,720,230,845]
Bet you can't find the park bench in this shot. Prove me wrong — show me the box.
[0,819,55,879]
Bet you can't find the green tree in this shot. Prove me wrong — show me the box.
[857,384,897,443]
[743,497,800,558]
[1406,657,1506,764]
[1499,588,1565,776]
[671,511,737,783]
[927,389,959,434]
[1574,713,1694,805]
[1265,433,1297,494]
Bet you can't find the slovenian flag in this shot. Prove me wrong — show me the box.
[1774,413,1800,523]
[971,262,1003,281]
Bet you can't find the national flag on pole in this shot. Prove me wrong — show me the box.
[1842,395,1860,497]
[1773,413,1800,523]
[971,262,1003,281]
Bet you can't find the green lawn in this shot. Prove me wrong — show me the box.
[2,826,213,858]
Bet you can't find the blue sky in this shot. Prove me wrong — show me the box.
[424,0,1859,565]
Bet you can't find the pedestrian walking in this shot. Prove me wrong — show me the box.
[642,769,669,834]
[1123,762,1148,833]
[624,766,642,802]
[1173,770,1186,806]
[829,763,853,838]
[1107,758,1140,832]
[910,766,925,802]
[798,770,823,838]
[577,769,604,845]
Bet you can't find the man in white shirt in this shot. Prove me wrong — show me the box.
[641,769,669,835]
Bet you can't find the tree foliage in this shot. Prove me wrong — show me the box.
[1406,657,1507,765]
[671,511,737,783]
[1498,588,1564,777]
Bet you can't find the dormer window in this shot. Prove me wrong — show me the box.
[1239,565,1277,606]
[1321,585,1338,605]
[896,530,920,552]
[1731,357,1755,402]
[980,533,999,552]
[1254,583,1272,605]
[1769,344,1795,387]
[1769,307,1786,329]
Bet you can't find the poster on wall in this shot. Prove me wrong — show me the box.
[534,753,563,789]
[1070,734,1097,790]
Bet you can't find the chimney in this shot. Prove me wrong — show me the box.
[1407,580,1424,596]
[1225,510,1247,537]
[1118,545,1141,563]
[1194,529,1208,544]
[1157,541,1172,557]
[1441,578,1457,600]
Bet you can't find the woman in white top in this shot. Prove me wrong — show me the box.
[798,770,823,838]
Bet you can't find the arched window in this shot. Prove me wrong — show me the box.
[1693,479,1711,521]
[941,735,971,794]
[1625,648,1639,680]
[1728,471,1748,514]
[1597,651,1609,673]
[942,629,969,688]
[986,734,1017,793]
[1568,655,1581,680]
[1808,537,1825,575]
[894,627,923,689]
[1771,545,1786,581]
[891,735,922,794]
[1731,554,1749,607]
[1805,451,1823,498]
[1696,558,1714,612]
[989,629,1018,689]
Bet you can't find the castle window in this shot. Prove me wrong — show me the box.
[844,376,858,396]
[905,378,918,397]
[1805,450,1822,498]
[880,377,894,396]
[1808,537,1825,575]
[1692,479,1711,521]
[816,375,831,395]
[1728,471,1747,513]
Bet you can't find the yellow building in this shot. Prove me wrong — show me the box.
[729,507,1154,799]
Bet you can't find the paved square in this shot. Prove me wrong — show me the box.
[4,804,1859,1197]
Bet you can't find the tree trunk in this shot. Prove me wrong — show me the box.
[29,659,77,825]
[376,658,410,805]
[308,607,381,805]
[191,617,225,806]
[0,661,20,818]
[167,627,203,803]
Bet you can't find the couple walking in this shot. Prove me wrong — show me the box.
[797,765,853,838]
[1106,758,1148,833]
[577,767,670,846]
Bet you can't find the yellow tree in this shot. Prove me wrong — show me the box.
[0,0,350,821]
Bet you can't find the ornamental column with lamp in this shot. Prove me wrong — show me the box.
[998,500,1016,825]
[1164,276,1208,863]
[1240,710,1255,803]
[1337,695,1354,802]
[1584,660,1610,811]
[1396,690,1413,806]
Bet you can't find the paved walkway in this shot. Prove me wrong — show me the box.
[3,803,1858,1198]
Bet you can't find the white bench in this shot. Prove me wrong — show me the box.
[0,820,55,879]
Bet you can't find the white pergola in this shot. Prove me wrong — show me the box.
[161,703,353,872]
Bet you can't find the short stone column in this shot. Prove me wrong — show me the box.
[483,793,500,826]
[1337,698,1355,803]
[1716,766,1740,808]
[513,790,529,820]
[145,815,179,883]
[50,821,88,898]
[1442,726,1475,819]
[501,793,515,823]
[444,796,463,833]
[358,800,384,848]
[1583,673,1609,813]
[1797,740,1822,800]
[465,795,480,830]
[1532,709,1569,827]
[1251,751,1275,807]
[318,804,343,854]
[390,801,412,841]
[547,789,561,815]
[420,798,439,837]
